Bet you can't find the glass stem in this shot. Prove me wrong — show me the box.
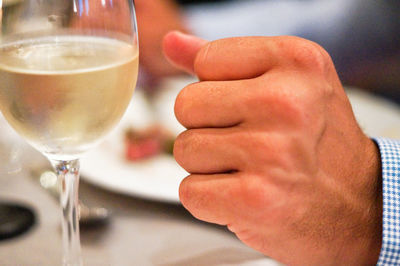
[51,159,83,266]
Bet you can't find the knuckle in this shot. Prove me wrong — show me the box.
[280,94,307,125]
[237,175,271,209]
[178,176,191,205]
[285,37,331,74]
[194,41,212,77]
[241,131,303,173]
[173,130,191,165]
[238,131,280,167]
[173,130,204,170]
[174,84,194,126]
[178,176,212,222]
[268,91,309,127]
[245,79,309,128]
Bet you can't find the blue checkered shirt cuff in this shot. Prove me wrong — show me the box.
[374,138,400,265]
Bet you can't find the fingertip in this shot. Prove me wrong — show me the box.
[162,31,207,74]
[162,30,181,51]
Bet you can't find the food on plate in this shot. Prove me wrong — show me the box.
[124,125,174,161]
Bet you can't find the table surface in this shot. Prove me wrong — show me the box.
[0,144,279,266]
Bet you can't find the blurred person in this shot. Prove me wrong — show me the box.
[134,0,188,86]
[163,30,400,266]
[135,0,400,102]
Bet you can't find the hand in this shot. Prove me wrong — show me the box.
[163,31,382,265]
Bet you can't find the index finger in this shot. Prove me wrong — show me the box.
[194,36,281,81]
[163,32,282,80]
[164,32,331,81]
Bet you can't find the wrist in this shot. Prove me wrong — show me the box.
[354,138,382,265]
[335,137,382,265]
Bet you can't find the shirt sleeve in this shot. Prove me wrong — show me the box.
[374,138,400,265]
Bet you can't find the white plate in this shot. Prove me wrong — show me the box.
[81,80,400,204]
[80,87,187,204]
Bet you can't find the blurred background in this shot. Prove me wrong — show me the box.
[0,0,399,265]
[136,0,400,104]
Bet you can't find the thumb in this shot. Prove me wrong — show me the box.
[163,31,207,75]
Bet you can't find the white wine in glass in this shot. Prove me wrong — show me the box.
[0,0,139,265]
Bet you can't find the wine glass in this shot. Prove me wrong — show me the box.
[0,0,139,265]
